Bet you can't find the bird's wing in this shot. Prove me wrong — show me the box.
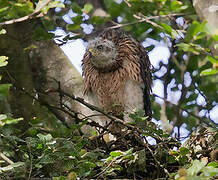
[113,31,152,119]
[82,51,93,95]
[138,44,152,119]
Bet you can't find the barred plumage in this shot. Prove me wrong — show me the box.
[82,29,152,121]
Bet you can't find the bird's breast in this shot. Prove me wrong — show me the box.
[90,70,127,115]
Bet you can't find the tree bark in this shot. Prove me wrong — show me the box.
[0,19,84,129]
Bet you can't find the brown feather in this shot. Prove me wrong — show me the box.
[82,29,152,119]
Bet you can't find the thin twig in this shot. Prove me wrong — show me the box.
[124,0,132,7]
[95,159,116,178]
[144,139,170,178]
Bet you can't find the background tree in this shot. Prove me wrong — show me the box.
[0,0,217,179]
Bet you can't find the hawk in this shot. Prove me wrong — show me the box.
[82,29,152,125]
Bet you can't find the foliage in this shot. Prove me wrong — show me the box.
[0,110,217,179]
[0,0,217,179]
[175,160,218,180]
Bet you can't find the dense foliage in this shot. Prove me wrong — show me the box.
[0,0,217,179]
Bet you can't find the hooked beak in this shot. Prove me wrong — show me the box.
[88,48,97,57]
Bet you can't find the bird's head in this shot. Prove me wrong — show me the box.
[87,37,118,70]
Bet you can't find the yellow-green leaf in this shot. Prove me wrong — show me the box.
[0,29,6,35]
[83,3,93,14]
[200,69,218,76]
[0,56,8,67]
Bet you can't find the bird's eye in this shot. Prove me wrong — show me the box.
[96,45,103,50]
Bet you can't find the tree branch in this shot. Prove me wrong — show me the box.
[107,13,191,30]
[0,0,53,25]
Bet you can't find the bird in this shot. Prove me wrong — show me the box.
[82,29,152,127]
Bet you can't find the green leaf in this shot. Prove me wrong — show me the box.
[71,3,82,14]
[206,56,218,64]
[124,148,133,155]
[170,150,179,156]
[53,176,67,180]
[201,166,218,177]
[179,155,188,165]
[110,151,123,157]
[0,84,11,97]
[33,27,55,40]
[90,16,107,25]
[167,155,176,163]
[0,114,23,124]
[66,24,81,31]
[37,133,53,142]
[105,156,113,163]
[0,7,9,14]
[71,15,83,24]
[179,147,190,156]
[84,161,96,169]
[160,23,172,34]
[0,114,23,126]
[175,43,201,54]
[0,114,7,121]
[0,56,8,67]
[42,19,55,31]
[185,21,201,42]
[37,143,43,149]
[208,162,218,168]
[38,1,65,14]
[200,69,218,76]
[213,35,218,41]
[176,43,190,50]
[187,160,207,176]
[170,0,188,11]
[0,29,6,35]
[83,3,93,14]
[7,2,33,19]
[24,44,38,51]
